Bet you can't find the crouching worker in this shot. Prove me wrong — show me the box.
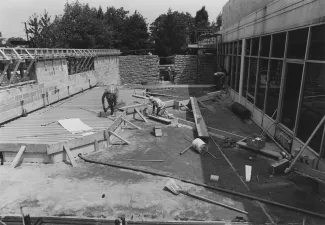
[148,96,166,117]
[102,85,119,116]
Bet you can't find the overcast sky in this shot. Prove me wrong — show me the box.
[0,0,228,39]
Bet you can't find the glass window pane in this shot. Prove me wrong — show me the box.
[251,37,260,56]
[265,60,283,118]
[287,28,308,59]
[297,63,325,153]
[235,56,241,92]
[238,40,242,56]
[280,63,304,130]
[261,35,271,57]
[234,41,238,55]
[247,58,258,103]
[246,39,251,55]
[231,56,237,89]
[255,59,269,110]
[272,32,286,58]
[309,24,325,61]
[242,57,250,98]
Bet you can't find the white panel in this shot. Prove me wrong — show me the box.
[262,115,276,137]
[246,101,254,115]
[253,107,263,126]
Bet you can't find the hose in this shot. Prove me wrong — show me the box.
[78,154,325,219]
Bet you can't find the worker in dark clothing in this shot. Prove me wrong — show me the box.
[101,85,119,115]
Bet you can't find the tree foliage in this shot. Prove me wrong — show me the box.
[25,0,149,50]
[150,9,194,56]
[195,6,209,28]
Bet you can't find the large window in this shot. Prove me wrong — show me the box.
[235,56,241,92]
[251,37,260,56]
[309,24,325,61]
[280,63,304,130]
[255,59,269,110]
[272,32,286,58]
[247,58,258,103]
[261,35,271,57]
[287,28,308,59]
[265,60,282,118]
[296,63,325,154]
[242,57,250,97]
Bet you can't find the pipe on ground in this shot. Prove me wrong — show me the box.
[78,154,325,220]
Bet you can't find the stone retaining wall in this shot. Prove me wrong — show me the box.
[119,55,159,84]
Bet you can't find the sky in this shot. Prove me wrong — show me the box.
[0,0,228,39]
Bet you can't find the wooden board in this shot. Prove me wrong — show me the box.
[190,97,209,138]
[118,103,148,115]
[132,94,148,99]
[63,143,77,167]
[147,115,171,124]
[293,163,325,183]
[10,145,26,168]
[47,112,126,155]
[134,108,148,122]
[237,140,282,160]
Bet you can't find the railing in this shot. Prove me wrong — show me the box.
[0,48,121,62]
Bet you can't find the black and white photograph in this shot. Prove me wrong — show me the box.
[0,0,325,224]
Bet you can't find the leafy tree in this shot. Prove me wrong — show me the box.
[216,13,222,30]
[5,37,26,47]
[122,11,149,50]
[0,32,5,46]
[195,6,209,28]
[150,9,194,56]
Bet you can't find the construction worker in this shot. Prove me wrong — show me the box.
[102,84,119,115]
[148,96,166,117]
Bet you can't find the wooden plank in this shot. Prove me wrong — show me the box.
[94,139,99,151]
[146,92,180,98]
[47,112,125,155]
[109,131,130,145]
[134,108,148,122]
[104,130,110,146]
[63,143,77,167]
[122,118,141,130]
[118,103,148,115]
[190,97,209,138]
[294,163,325,182]
[132,94,148,99]
[10,145,26,168]
[147,115,171,124]
[237,140,282,160]
[0,143,47,153]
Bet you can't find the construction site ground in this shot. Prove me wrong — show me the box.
[1,85,325,225]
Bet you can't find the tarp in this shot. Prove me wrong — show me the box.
[58,118,93,134]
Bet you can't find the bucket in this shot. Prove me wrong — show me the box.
[192,138,207,154]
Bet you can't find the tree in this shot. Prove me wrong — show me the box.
[0,32,5,46]
[195,6,209,28]
[122,11,149,50]
[216,13,222,30]
[5,37,26,47]
[150,9,194,56]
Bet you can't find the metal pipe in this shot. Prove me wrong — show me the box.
[78,154,325,219]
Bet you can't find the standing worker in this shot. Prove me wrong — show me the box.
[102,84,119,116]
[148,96,166,117]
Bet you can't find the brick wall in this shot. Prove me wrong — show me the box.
[119,55,159,84]
[94,56,119,85]
[197,55,215,84]
[174,55,198,84]
[0,57,109,124]
[174,55,216,84]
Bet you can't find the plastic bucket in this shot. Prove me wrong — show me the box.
[192,138,207,154]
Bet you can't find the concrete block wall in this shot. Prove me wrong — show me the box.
[119,55,159,84]
[94,56,119,85]
[0,57,112,124]
[174,55,198,84]
[197,55,215,84]
[174,55,215,84]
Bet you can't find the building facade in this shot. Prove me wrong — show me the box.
[217,0,325,171]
